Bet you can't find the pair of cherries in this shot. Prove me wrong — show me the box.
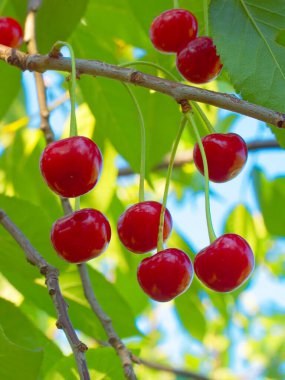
[150,9,223,84]
[0,17,111,264]
[40,136,111,263]
[193,133,254,290]
[117,132,253,301]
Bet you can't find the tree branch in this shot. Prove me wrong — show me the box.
[22,4,138,378]
[0,210,90,380]
[23,10,138,377]
[78,264,137,380]
[22,5,91,379]
[118,139,281,176]
[0,44,285,129]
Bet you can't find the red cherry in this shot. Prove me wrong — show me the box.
[40,136,102,198]
[137,248,193,302]
[193,133,248,183]
[150,9,198,53]
[194,234,254,292]
[51,208,111,263]
[176,36,223,83]
[117,201,172,254]
[0,17,23,48]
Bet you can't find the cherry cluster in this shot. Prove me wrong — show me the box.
[1,12,254,302]
[40,136,111,263]
[117,133,254,298]
[150,9,223,84]
[0,17,23,48]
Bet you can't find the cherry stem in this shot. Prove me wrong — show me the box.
[191,102,215,134]
[121,82,145,202]
[186,111,217,244]
[173,0,180,8]
[120,61,216,136]
[74,197,80,211]
[203,0,209,35]
[52,41,78,137]
[157,116,187,252]
[51,41,80,210]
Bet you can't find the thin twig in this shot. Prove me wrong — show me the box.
[24,8,54,144]
[78,264,137,380]
[135,357,211,380]
[118,139,281,177]
[91,340,211,380]
[27,0,42,12]
[0,44,285,128]
[0,210,90,380]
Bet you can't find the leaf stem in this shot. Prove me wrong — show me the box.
[121,82,146,202]
[203,0,209,35]
[157,116,187,252]
[186,111,216,243]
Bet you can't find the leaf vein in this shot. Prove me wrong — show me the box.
[239,0,285,81]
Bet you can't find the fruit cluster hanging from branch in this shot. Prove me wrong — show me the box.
[0,8,255,302]
[0,1,282,379]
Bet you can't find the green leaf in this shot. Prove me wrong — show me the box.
[36,0,89,53]
[0,298,63,376]
[45,348,126,380]
[253,168,285,237]
[0,130,63,219]
[210,0,285,111]
[77,0,149,52]
[276,29,285,46]
[0,325,43,380]
[210,0,285,145]
[224,204,258,254]
[0,63,21,121]
[0,194,66,269]
[60,265,138,339]
[216,114,239,134]
[80,140,118,215]
[87,348,126,380]
[0,197,64,322]
[175,279,206,341]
